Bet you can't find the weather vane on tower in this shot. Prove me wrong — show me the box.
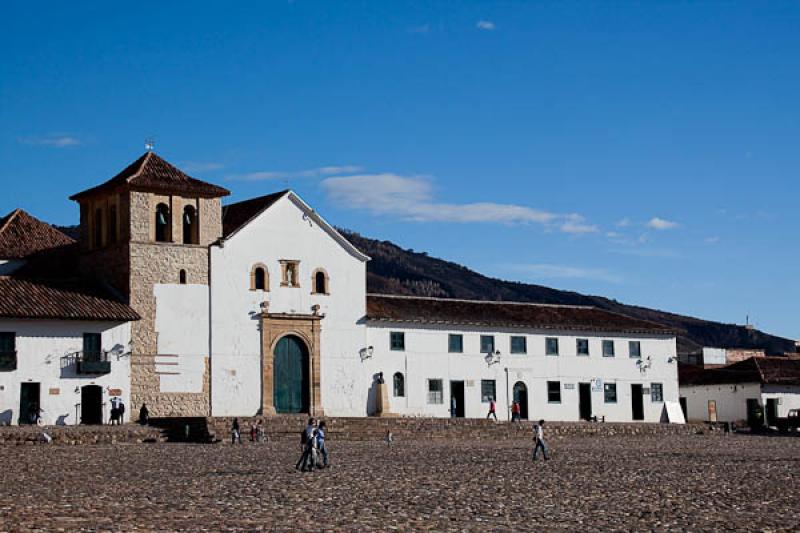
[144,137,155,152]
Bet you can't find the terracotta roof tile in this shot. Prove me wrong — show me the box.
[0,209,75,259]
[70,152,230,201]
[679,357,800,386]
[0,277,139,322]
[366,294,674,334]
[222,190,288,238]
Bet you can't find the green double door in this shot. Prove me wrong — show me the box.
[273,335,309,414]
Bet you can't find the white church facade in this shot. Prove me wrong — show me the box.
[0,152,680,424]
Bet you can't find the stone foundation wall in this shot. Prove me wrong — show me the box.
[0,424,164,446]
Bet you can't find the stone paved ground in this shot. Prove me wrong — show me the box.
[1,433,798,531]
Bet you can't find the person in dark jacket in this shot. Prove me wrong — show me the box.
[138,403,149,425]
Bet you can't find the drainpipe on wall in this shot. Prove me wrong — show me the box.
[504,367,510,422]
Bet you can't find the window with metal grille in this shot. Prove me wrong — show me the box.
[651,383,663,402]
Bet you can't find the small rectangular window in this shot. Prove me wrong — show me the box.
[576,338,589,356]
[510,336,527,354]
[629,341,641,358]
[651,383,663,402]
[0,332,16,371]
[448,334,463,353]
[604,383,617,403]
[427,379,443,404]
[390,332,405,351]
[547,381,561,403]
[546,337,559,356]
[602,340,615,357]
[481,379,497,402]
[480,335,495,354]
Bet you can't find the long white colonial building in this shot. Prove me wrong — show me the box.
[0,152,680,425]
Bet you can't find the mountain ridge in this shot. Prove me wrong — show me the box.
[341,230,794,356]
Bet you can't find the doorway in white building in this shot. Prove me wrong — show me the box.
[631,384,645,421]
[450,381,465,418]
[578,382,592,420]
[81,385,103,425]
[513,382,528,420]
[19,382,40,424]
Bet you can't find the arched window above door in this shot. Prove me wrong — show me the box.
[250,264,269,291]
[312,268,329,295]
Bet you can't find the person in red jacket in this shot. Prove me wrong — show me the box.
[487,397,498,421]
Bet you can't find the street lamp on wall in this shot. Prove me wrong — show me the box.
[485,350,501,367]
[359,346,374,362]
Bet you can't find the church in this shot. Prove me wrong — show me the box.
[0,152,680,425]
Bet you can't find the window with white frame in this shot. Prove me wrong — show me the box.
[427,379,443,404]
[481,380,496,402]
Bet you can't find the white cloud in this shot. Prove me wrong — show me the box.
[476,20,496,31]
[705,236,720,244]
[322,173,597,233]
[511,263,622,284]
[646,217,679,230]
[227,165,363,181]
[19,135,81,147]
[615,218,631,228]
[180,161,224,173]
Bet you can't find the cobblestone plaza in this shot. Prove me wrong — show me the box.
[1,433,798,531]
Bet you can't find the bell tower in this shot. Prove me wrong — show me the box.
[71,151,230,417]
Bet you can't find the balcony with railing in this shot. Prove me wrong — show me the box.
[76,351,111,375]
[0,350,16,371]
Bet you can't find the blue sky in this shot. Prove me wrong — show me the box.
[1,1,798,340]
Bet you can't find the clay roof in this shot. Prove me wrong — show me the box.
[679,357,800,386]
[70,152,230,201]
[0,278,139,322]
[0,209,75,259]
[221,190,289,238]
[365,294,674,334]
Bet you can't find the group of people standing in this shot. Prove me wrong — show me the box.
[296,418,329,472]
[109,397,126,425]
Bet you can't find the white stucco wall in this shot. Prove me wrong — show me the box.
[0,319,131,425]
[210,194,368,416]
[154,283,209,393]
[366,323,679,422]
[681,382,800,423]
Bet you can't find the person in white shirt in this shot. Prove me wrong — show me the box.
[532,419,550,461]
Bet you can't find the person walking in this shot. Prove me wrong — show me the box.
[118,401,126,424]
[296,418,317,472]
[511,401,521,422]
[139,403,149,425]
[486,397,498,422]
[451,396,458,418]
[316,420,329,468]
[231,418,242,444]
[256,419,265,442]
[532,419,550,461]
